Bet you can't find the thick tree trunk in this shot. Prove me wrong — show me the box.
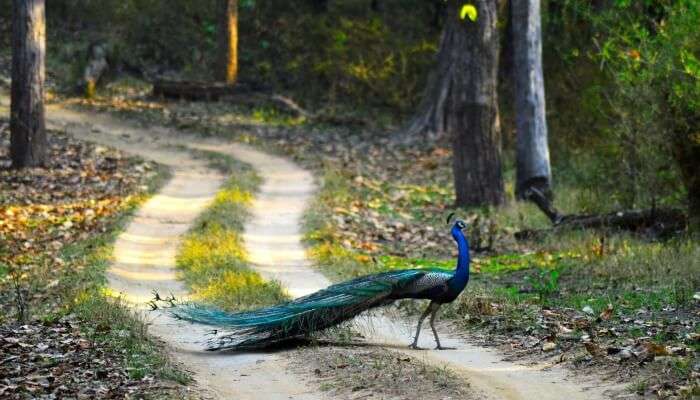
[10,0,47,168]
[512,0,552,199]
[449,0,504,207]
[218,0,238,84]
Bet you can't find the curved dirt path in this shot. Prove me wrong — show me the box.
[39,105,325,400]
[1,95,620,399]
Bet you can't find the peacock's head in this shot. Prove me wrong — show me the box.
[446,213,467,232]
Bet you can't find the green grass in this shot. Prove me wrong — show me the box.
[74,295,190,383]
[176,149,289,311]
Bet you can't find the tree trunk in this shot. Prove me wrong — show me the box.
[218,0,238,84]
[673,130,700,234]
[398,22,451,140]
[449,0,504,207]
[512,0,552,199]
[10,0,47,168]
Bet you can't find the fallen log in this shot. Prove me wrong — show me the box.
[152,82,369,126]
[270,94,369,126]
[270,94,313,118]
[152,80,243,100]
[516,187,687,239]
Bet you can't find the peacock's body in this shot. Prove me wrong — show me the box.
[172,219,470,351]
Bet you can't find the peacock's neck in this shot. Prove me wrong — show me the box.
[452,228,470,285]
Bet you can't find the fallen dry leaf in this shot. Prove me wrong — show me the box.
[598,303,614,321]
[584,342,606,358]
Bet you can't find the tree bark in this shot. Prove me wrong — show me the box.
[449,0,504,207]
[10,0,47,168]
[218,0,238,84]
[512,0,552,199]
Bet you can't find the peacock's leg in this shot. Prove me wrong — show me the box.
[429,303,454,350]
[409,302,434,349]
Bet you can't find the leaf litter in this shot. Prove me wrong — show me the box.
[0,123,196,399]
[0,318,183,399]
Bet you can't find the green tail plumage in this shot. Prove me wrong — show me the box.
[171,269,425,350]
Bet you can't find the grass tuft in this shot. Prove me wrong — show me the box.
[176,149,288,311]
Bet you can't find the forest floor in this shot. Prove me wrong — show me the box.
[0,96,485,400]
[57,79,699,399]
[2,91,628,399]
[0,73,698,399]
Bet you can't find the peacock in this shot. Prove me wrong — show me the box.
[171,217,471,351]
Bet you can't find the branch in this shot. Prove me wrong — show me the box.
[516,207,686,240]
[523,187,563,224]
[517,188,687,239]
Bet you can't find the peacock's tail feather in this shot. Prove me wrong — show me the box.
[171,269,426,350]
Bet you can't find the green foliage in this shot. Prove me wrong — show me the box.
[595,1,698,205]
[525,269,560,303]
[39,0,440,116]
[46,0,219,75]
[539,0,696,212]
[251,1,438,114]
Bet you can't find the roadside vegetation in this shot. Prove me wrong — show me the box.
[0,127,194,398]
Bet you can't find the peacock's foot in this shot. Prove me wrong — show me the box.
[435,345,456,350]
[408,343,423,350]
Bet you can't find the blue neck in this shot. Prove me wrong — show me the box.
[451,226,470,285]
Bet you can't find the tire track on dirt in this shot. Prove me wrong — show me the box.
[39,105,324,400]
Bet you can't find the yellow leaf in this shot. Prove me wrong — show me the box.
[460,4,478,21]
